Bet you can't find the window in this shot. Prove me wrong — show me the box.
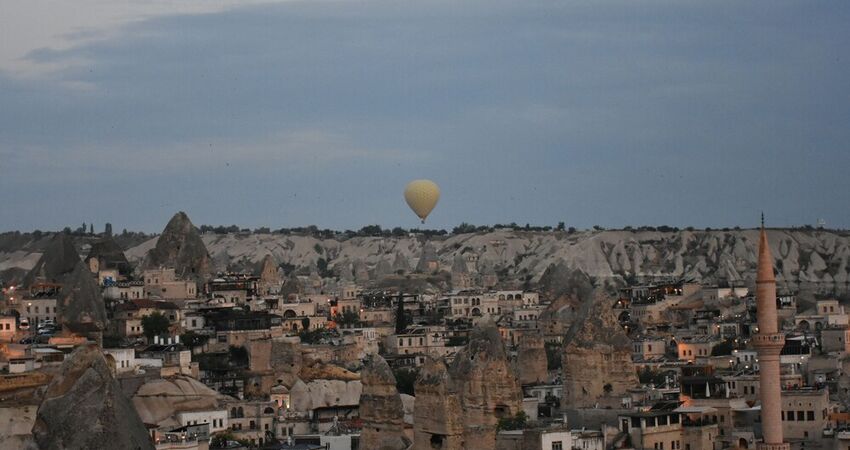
[551,443,562,450]
[807,411,815,421]
[797,411,804,421]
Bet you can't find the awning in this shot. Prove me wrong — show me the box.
[674,406,718,414]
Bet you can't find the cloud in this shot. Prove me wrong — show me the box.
[0,0,849,231]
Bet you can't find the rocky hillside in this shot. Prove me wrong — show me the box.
[3,228,850,293]
[128,228,850,291]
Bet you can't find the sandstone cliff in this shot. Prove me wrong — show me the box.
[413,357,464,450]
[516,332,548,385]
[360,354,409,450]
[561,287,638,408]
[142,211,212,281]
[6,228,850,292]
[23,234,107,330]
[449,324,523,448]
[124,228,850,292]
[32,344,154,450]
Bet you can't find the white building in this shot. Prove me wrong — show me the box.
[103,348,136,373]
[177,409,228,433]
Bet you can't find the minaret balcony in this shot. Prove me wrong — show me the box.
[751,333,785,351]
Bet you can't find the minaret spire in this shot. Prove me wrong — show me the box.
[753,219,789,450]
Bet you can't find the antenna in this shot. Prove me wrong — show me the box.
[760,212,765,228]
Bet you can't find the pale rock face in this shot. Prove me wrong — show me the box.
[119,229,850,292]
[23,234,107,330]
[360,354,409,450]
[449,325,522,448]
[516,332,548,385]
[33,344,154,450]
[562,288,637,408]
[374,258,394,279]
[142,211,212,281]
[288,379,362,412]
[353,259,370,283]
[412,325,521,450]
[132,375,226,427]
[413,358,464,450]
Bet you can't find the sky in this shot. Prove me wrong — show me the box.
[1,0,849,233]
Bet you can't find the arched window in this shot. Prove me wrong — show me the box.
[237,407,244,418]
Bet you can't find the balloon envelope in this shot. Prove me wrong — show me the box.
[404,180,440,222]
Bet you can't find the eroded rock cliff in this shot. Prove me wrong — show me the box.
[360,354,408,450]
[33,345,153,450]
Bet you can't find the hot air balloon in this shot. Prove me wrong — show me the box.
[404,179,440,223]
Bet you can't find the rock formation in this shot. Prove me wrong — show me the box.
[562,287,637,408]
[374,258,393,279]
[353,259,370,283]
[132,375,226,428]
[416,242,439,273]
[84,236,131,276]
[257,254,280,295]
[479,261,498,289]
[413,358,464,450]
[451,254,472,289]
[516,332,548,385]
[360,354,408,450]
[279,273,303,301]
[392,252,410,274]
[142,211,212,281]
[33,344,154,450]
[111,228,850,293]
[449,324,522,448]
[24,234,107,331]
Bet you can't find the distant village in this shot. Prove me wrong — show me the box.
[1,212,849,450]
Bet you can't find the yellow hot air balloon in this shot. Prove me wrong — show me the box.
[404,179,440,223]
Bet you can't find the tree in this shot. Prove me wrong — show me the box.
[545,342,562,371]
[301,317,311,330]
[393,367,418,396]
[181,331,209,348]
[711,339,735,356]
[335,310,361,328]
[452,223,477,235]
[497,411,528,431]
[556,222,565,231]
[104,223,112,236]
[395,294,408,334]
[141,312,170,339]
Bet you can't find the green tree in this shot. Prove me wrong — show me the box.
[395,294,408,334]
[497,411,528,431]
[181,331,209,348]
[393,367,419,396]
[545,342,562,371]
[711,339,735,356]
[335,310,361,328]
[141,312,170,339]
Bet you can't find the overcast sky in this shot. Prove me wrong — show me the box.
[1,0,848,233]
